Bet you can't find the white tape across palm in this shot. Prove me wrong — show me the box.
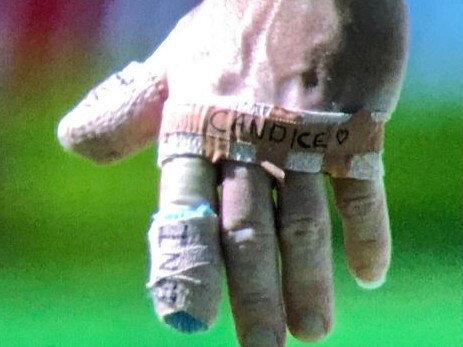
[58,1,407,346]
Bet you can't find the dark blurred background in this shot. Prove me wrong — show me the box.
[1,1,462,346]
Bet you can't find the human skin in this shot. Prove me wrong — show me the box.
[57,1,408,346]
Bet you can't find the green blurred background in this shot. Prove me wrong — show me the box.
[1,1,462,346]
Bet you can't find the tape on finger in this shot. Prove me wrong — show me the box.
[158,102,389,181]
[147,204,222,332]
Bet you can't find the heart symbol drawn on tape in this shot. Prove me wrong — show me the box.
[336,129,349,145]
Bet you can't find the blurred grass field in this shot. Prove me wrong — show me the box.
[1,68,462,347]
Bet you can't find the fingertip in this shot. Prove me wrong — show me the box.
[241,327,278,347]
[289,313,332,343]
[164,311,208,333]
[355,273,387,290]
[56,116,72,150]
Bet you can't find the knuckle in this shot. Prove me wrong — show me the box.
[238,291,274,309]
[337,192,379,218]
[234,291,285,323]
[280,218,329,249]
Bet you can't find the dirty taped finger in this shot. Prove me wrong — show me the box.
[147,156,222,333]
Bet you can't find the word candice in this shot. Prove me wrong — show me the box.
[206,109,351,152]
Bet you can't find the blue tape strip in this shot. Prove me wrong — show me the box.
[151,203,214,333]
[164,311,207,333]
[154,203,214,222]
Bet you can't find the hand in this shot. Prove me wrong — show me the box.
[57,1,407,346]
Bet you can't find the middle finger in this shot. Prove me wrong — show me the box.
[221,161,285,347]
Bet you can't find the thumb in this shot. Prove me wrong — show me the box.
[57,29,174,164]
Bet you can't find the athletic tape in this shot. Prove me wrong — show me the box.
[158,103,388,180]
[147,204,221,330]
